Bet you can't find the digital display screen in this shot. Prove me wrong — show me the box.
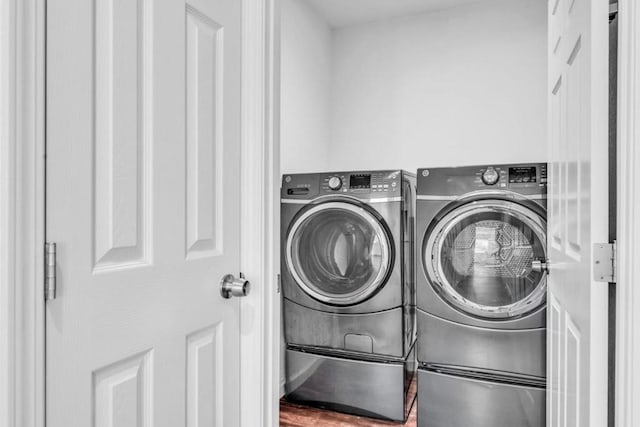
[350,174,371,189]
[509,167,537,184]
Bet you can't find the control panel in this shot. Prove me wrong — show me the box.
[417,163,547,197]
[321,171,400,195]
[473,164,547,189]
[282,170,403,199]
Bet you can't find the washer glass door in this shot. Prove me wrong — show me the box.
[286,201,392,305]
[424,199,547,319]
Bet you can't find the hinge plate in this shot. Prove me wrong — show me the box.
[593,241,616,283]
[277,274,281,294]
[45,242,57,301]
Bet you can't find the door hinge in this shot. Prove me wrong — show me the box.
[276,274,281,294]
[45,242,57,301]
[593,241,616,283]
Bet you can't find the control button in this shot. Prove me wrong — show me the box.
[328,176,342,191]
[482,167,500,185]
[392,182,397,187]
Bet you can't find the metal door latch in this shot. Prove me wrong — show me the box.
[220,273,250,299]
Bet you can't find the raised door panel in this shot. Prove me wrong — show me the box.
[93,351,154,427]
[548,294,562,427]
[185,6,224,259]
[549,75,564,253]
[94,0,152,271]
[564,35,585,260]
[186,324,224,427]
[564,315,581,427]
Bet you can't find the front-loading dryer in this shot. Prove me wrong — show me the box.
[281,170,416,421]
[416,163,547,427]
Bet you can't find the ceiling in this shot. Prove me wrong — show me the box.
[305,0,486,28]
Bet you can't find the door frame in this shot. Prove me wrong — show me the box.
[0,0,280,426]
[615,1,640,426]
[0,0,46,426]
[7,0,640,426]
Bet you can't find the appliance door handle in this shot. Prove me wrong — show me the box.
[531,259,550,274]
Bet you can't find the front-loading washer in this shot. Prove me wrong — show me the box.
[416,163,547,427]
[281,170,416,421]
[281,170,416,358]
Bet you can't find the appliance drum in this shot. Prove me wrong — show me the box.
[286,201,393,306]
[424,200,547,319]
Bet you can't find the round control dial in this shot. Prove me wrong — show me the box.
[328,176,343,191]
[482,167,499,185]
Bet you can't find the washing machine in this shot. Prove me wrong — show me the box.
[281,170,416,421]
[416,163,547,427]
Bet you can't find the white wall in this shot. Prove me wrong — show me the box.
[329,0,548,172]
[280,0,332,174]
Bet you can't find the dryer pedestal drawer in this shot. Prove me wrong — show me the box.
[285,346,416,422]
[284,299,409,357]
[417,310,546,378]
[417,368,545,427]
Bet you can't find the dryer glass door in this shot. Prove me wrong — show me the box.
[286,201,393,305]
[424,200,547,319]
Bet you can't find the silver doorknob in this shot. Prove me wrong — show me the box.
[531,259,550,274]
[220,274,250,299]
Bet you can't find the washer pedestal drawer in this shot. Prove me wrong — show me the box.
[417,368,545,427]
[417,310,546,378]
[284,299,407,357]
[285,346,416,422]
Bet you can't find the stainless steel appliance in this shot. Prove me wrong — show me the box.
[416,163,547,427]
[281,170,416,421]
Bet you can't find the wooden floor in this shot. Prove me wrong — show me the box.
[280,378,417,427]
[280,399,417,427]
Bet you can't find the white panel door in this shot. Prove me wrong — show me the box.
[547,0,609,426]
[46,0,242,426]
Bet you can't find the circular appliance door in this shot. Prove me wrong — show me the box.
[424,199,547,319]
[286,201,393,306]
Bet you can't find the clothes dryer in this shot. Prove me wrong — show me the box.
[416,163,547,427]
[281,170,416,421]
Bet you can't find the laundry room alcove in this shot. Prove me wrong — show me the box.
[278,0,548,423]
